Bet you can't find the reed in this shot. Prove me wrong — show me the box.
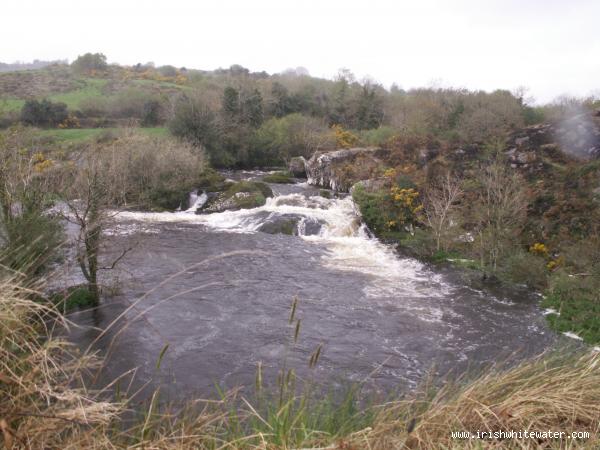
[1,273,599,449]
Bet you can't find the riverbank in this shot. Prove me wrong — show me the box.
[2,273,599,449]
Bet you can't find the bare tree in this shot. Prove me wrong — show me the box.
[475,157,528,271]
[423,172,463,252]
[59,132,204,303]
[60,146,129,304]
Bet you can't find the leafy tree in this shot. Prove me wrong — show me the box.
[355,82,384,129]
[71,52,108,73]
[222,86,240,119]
[251,114,332,165]
[271,82,293,117]
[169,95,218,149]
[240,89,264,127]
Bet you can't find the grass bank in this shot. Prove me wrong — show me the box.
[35,126,169,143]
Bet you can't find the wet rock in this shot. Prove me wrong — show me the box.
[288,156,307,177]
[257,215,299,235]
[306,147,390,192]
[197,181,273,214]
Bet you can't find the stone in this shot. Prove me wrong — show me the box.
[288,156,307,177]
[305,147,389,192]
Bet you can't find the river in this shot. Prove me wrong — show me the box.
[66,172,555,402]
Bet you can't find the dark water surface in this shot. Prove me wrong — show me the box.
[67,176,555,402]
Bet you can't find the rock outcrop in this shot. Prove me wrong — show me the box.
[288,156,307,177]
[507,111,600,166]
[306,147,390,192]
[196,181,273,214]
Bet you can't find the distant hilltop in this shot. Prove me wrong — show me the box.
[0,59,68,72]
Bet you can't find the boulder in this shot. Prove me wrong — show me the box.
[288,156,307,177]
[306,147,389,192]
[197,181,273,214]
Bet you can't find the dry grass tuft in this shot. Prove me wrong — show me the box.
[0,273,121,449]
[362,352,600,449]
[1,271,599,449]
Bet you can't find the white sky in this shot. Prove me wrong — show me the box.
[2,0,599,104]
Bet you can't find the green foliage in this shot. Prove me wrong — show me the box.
[141,99,162,126]
[226,180,273,199]
[20,99,68,127]
[71,52,108,74]
[51,286,98,312]
[222,86,239,118]
[499,250,548,289]
[542,272,600,344]
[352,183,422,235]
[359,126,396,147]
[168,95,218,153]
[251,114,328,165]
[196,168,229,192]
[354,82,384,129]
[262,171,295,183]
[147,186,188,211]
[1,212,63,275]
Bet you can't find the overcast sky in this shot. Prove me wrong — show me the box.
[2,0,599,103]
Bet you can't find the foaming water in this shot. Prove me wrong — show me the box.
[116,192,448,303]
[74,178,555,400]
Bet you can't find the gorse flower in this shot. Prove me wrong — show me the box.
[529,242,549,256]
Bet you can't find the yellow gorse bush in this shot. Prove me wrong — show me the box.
[383,167,396,178]
[332,124,360,148]
[32,152,54,173]
[391,187,420,210]
[529,242,549,256]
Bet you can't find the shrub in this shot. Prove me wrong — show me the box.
[1,212,63,275]
[168,94,220,161]
[99,131,206,210]
[262,171,295,183]
[20,99,68,127]
[359,126,396,147]
[251,114,332,165]
[141,99,163,126]
[500,250,548,289]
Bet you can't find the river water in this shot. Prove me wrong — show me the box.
[67,173,555,402]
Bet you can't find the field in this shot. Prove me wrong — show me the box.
[36,126,169,142]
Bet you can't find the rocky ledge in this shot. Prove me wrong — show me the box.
[306,147,390,192]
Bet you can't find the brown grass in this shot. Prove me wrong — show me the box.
[1,272,599,449]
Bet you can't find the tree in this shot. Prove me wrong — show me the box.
[355,81,384,129]
[240,89,264,127]
[474,156,528,271]
[59,133,205,302]
[271,82,293,117]
[60,146,120,303]
[71,53,108,74]
[251,114,333,165]
[21,99,68,127]
[423,172,463,252]
[168,94,218,150]
[222,86,240,119]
